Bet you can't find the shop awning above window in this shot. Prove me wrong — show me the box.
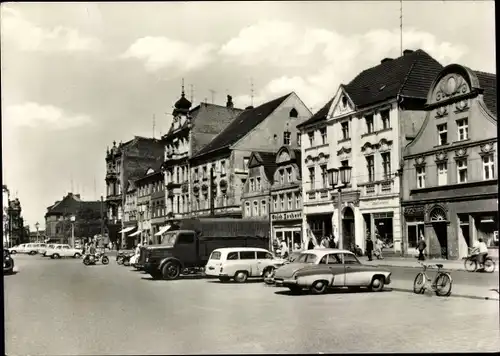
[129,230,142,237]
[119,226,135,233]
[154,225,171,236]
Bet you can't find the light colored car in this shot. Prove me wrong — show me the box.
[45,244,83,259]
[273,248,392,294]
[9,243,43,255]
[41,244,60,256]
[204,247,287,283]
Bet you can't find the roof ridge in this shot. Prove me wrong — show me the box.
[397,60,417,98]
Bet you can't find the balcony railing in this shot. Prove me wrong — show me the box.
[363,180,394,196]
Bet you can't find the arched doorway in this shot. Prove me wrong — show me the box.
[342,207,355,250]
[429,206,448,259]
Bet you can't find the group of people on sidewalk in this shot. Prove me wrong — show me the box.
[364,232,385,261]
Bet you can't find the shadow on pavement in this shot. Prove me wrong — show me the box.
[205,279,265,284]
[274,288,392,297]
[140,274,207,281]
[4,271,18,276]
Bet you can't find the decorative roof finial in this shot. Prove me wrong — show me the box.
[181,78,185,97]
[113,140,116,147]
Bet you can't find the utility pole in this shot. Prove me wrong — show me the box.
[400,0,403,57]
[100,195,104,243]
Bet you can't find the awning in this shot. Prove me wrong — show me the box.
[154,225,171,236]
[129,230,142,237]
[119,226,135,233]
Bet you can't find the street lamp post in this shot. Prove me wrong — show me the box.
[139,209,144,247]
[327,165,353,250]
[70,215,76,248]
[35,222,40,243]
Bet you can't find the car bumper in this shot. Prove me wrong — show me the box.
[273,278,298,287]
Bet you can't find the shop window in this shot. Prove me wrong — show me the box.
[482,155,495,180]
[407,223,424,249]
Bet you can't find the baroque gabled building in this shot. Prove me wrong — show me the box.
[161,87,243,226]
[105,136,164,246]
[299,49,443,254]
[402,64,497,260]
[189,92,312,219]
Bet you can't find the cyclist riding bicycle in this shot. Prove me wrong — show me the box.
[472,238,488,269]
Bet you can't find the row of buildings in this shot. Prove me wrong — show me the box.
[104,49,498,260]
[3,185,30,247]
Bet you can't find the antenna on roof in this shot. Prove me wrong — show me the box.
[152,114,156,139]
[250,77,254,107]
[181,78,185,96]
[190,84,194,103]
[209,89,216,104]
[400,0,403,57]
[71,173,74,193]
[94,176,97,200]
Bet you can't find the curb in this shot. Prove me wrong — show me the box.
[370,263,468,272]
[386,287,500,301]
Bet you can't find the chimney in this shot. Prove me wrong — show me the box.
[226,95,234,108]
[403,49,414,56]
[381,58,393,64]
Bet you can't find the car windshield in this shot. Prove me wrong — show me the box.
[295,253,318,264]
[161,232,177,246]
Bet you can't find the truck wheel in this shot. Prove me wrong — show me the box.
[234,271,248,283]
[162,262,181,280]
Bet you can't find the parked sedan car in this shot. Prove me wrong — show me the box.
[272,248,391,294]
[42,244,59,256]
[3,249,15,275]
[45,244,83,259]
[9,243,42,255]
[8,244,26,254]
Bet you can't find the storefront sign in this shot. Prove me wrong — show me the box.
[271,211,302,221]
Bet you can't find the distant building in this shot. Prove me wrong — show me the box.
[402,64,497,259]
[104,137,164,246]
[45,192,104,244]
[161,88,243,225]
[3,191,27,247]
[189,92,312,219]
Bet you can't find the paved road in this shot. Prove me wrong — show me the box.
[5,255,500,354]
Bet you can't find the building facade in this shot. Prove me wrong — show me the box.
[402,64,497,260]
[161,89,243,224]
[134,167,165,246]
[299,49,444,253]
[45,193,104,245]
[122,180,138,244]
[105,137,164,246]
[189,92,312,219]
[270,146,303,251]
[3,185,10,246]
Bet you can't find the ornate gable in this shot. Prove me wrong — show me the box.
[329,86,355,118]
[247,152,262,168]
[277,150,291,164]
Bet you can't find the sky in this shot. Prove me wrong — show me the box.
[1,1,496,229]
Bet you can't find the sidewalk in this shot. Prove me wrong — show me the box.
[388,279,499,301]
[363,256,499,272]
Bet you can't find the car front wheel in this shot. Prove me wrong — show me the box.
[370,276,385,292]
[311,280,328,294]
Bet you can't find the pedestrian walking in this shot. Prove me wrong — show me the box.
[280,239,289,259]
[320,236,330,248]
[417,234,426,261]
[308,238,315,250]
[366,237,374,261]
[374,235,384,260]
[329,234,336,249]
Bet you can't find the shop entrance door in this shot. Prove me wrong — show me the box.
[432,222,448,259]
[342,207,355,250]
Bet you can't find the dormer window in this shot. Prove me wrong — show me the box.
[341,96,348,108]
[283,131,291,145]
[279,170,285,184]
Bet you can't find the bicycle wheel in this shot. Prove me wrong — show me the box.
[413,273,425,294]
[434,272,452,297]
[464,257,477,272]
[484,258,496,273]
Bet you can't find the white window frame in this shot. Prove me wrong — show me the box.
[320,127,327,145]
[287,193,292,210]
[437,162,447,186]
[321,165,327,188]
[341,121,349,140]
[279,170,285,184]
[249,178,255,192]
[457,119,469,141]
[256,177,261,191]
[365,114,374,133]
[366,155,375,182]
[309,167,315,190]
[202,166,207,179]
[286,168,292,182]
[283,131,291,145]
[381,152,391,180]
[308,132,314,147]
[280,194,285,210]
[295,193,300,209]
[483,154,495,180]
[416,166,426,189]
[245,202,251,216]
[273,196,278,211]
[253,201,259,216]
[261,200,267,215]
[381,110,390,129]
[220,161,226,175]
[437,123,448,146]
[457,158,468,183]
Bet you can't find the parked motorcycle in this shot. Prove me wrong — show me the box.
[83,252,109,266]
[116,251,127,265]
[122,252,135,266]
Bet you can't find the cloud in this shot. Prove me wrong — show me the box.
[1,6,101,52]
[227,21,468,110]
[122,36,216,73]
[4,103,93,130]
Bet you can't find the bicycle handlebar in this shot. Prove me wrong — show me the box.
[417,261,441,269]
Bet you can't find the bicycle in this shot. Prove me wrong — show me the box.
[413,261,453,297]
[464,252,496,273]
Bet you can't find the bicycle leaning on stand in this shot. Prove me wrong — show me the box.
[464,250,496,273]
[413,261,453,297]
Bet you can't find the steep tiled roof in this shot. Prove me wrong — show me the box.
[297,97,334,128]
[344,49,443,108]
[46,194,101,216]
[193,93,292,158]
[475,71,497,116]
